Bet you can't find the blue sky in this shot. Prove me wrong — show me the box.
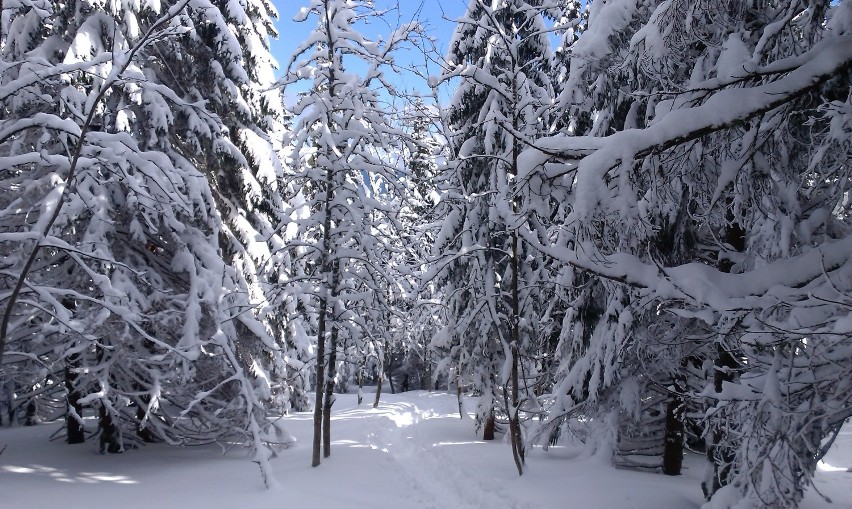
[270,0,469,96]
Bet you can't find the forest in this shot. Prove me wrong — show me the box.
[1,1,850,508]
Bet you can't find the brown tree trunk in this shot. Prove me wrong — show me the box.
[483,409,496,440]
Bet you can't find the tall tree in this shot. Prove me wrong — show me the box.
[0,0,290,486]
[283,0,418,468]
[431,0,560,474]
[521,0,852,506]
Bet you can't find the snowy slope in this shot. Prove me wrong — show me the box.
[1,391,848,508]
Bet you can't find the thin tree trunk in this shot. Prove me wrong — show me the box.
[456,364,464,419]
[357,368,364,405]
[703,219,744,496]
[425,349,431,392]
[322,326,338,458]
[373,369,383,408]
[311,297,328,467]
[508,104,524,475]
[509,342,524,475]
[65,353,85,444]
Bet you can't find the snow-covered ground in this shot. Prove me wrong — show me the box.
[1,391,849,508]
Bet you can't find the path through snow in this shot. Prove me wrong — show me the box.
[0,391,848,508]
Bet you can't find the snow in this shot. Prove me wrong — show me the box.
[2,391,849,508]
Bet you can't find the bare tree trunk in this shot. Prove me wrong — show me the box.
[98,405,121,454]
[373,369,383,409]
[65,352,85,444]
[483,409,495,440]
[311,298,328,467]
[508,343,524,476]
[456,364,464,419]
[357,368,364,405]
[322,326,338,458]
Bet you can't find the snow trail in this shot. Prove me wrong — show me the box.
[364,397,533,509]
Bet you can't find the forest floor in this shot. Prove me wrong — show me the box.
[1,390,849,508]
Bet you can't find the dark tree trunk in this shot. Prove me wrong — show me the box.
[456,365,463,419]
[98,405,121,454]
[357,369,364,405]
[662,372,686,475]
[311,297,328,467]
[322,326,338,458]
[507,98,524,476]
[65,353,85,444]
[483,410,496,440]
[373,369,383,409]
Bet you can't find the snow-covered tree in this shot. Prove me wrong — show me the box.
[430,0,562,474]
[282,0,418,468]
[520,0,852,506]
[0,0,291,486]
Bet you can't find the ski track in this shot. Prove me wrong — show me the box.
[364,401,532,509]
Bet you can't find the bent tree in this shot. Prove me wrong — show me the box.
[0,0,289,487]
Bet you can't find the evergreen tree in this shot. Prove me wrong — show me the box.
[0,0,290,486]
[522,0,852,505]
[432,0,560,474]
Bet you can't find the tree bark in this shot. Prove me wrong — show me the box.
[662,372,686,475]
[98,404,121,454]
[456,364,464,419]
[508,100,524,475]
[65,353,85,444]
[322,326,338,458]
[357,368,364,405]
[483,409,495,440]
[372,369,383,409]
[311,297,328,467]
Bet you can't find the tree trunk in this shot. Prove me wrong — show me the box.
[373,369,383,409]
[703,218,744,496]
[98,405,121,454]
[357,369,364,405]
[483,409,496,440]
[508,342,524,475]
[65,353,85,444]
[456,365,464,419]
[322,326,338,458]
[425,349,431,392]
[311,297,328,467]
[507,96,524,475]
